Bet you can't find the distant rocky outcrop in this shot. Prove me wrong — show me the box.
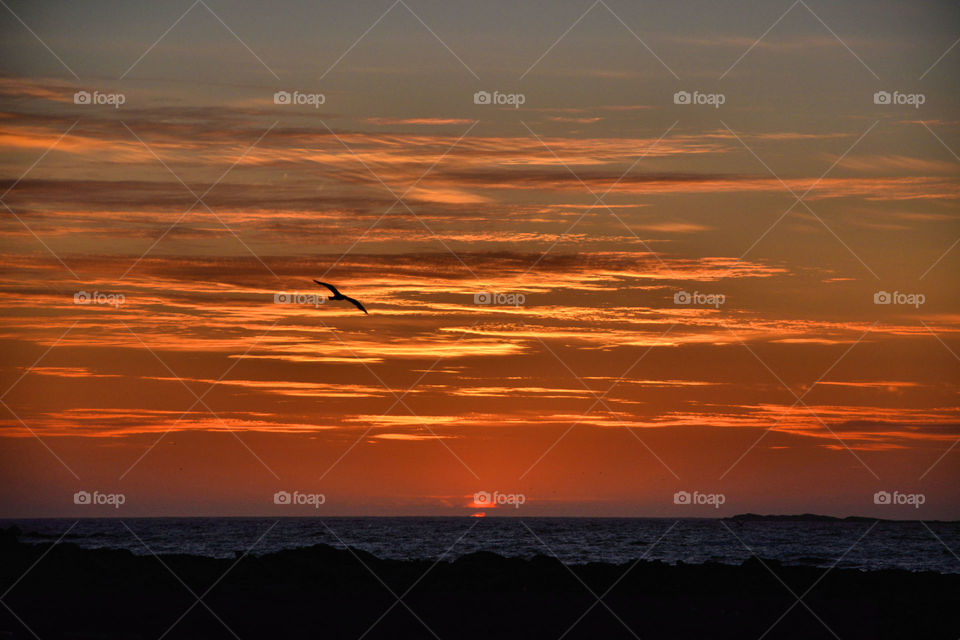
[727,513,957,524]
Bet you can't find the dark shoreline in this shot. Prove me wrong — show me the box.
[1,527,956,639]
[5,512,957,522]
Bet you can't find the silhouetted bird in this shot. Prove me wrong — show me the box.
[313,280,368,314]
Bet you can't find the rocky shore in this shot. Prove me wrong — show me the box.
[0,526,955,639]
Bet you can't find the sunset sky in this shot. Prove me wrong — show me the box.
[0,0,957,518]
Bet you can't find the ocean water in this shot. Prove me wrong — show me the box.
[4,517,959,574]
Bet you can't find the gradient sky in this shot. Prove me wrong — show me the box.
[0,0,958,518]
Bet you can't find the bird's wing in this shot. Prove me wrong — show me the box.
[313,280,341,296]
[344,296,368,314]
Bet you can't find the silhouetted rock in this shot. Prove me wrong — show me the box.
[727,513,956,524]
[0,529,954,639]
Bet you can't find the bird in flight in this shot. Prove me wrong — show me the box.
[313,280,368,314]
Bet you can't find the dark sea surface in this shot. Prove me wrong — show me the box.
[4,517,958,573]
